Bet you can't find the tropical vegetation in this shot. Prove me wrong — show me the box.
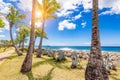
[0,18,5,28]
[36,0,60,57]
[6,6,26,56]
[0,0,120,80]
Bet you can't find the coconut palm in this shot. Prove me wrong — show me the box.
[20,0,36,73]
[6,6,26,56]
[85,0,109,80]
[33,27,48,53]
[0,18,5,28]
[18,26,30,51]
[15,34,23,48]
[36,0,60,57]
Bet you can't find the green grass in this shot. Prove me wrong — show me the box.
[0,52,120,80]
[0,47,13,53]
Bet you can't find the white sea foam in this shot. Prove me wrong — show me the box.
[59,47,73,51]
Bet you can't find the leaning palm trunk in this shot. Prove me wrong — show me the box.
[10,24,22,56]
[85,0,109,80]
[36,19,45,57]
[20,0,36,73]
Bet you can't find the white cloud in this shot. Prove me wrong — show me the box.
[9,0,18,2]
[17,0,32,11]
[56,10,73,17]
[56,0,82,17]
[12,0,120,16]
[0,35,5,38]
[0,0,12,32]
[81,22,86,28]
[73,12,82,20]
[0,0,11,14]
[99,0,120,15]
[82,0,92,12]
[56,0,120,17]
[58,20,76,31]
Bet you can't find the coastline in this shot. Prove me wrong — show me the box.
[39,46,120,53]
[43,48,120,67]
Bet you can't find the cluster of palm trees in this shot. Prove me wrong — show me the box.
[0,0,109,79]
[21,0,109,79]
[20,0,60,73]
[6,6,26,56]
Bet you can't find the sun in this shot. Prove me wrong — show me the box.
[36,11,42,18]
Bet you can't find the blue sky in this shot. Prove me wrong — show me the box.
[0,0,120,46]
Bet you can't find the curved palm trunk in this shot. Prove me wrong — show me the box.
[36,19,45,57]
[20,0,36,73]
[10,24,22,56]
[85,0,109,80]
[33,36,37,53]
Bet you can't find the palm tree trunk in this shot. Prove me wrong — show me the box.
[20,0,36,73]
[33,36,37,53]
[36,19,45,57]
[18,42,21,48]
[10,23,22,56]
[85,0,109,80]
[22,36,25,51]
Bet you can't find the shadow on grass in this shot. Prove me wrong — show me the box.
[7,55,18,60]
[33,58,71,70]
[33,57,84,70]
[25,67,54,80]
[0,55,18,61]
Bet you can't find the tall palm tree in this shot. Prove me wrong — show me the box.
[18,26,30,51]
[20,0,36,73]
[15,34,23,48]
[6,6,26,56]
[0,18,5,28]
[85,0,109,80]
[36,0,60,57]
[33,27,48,53]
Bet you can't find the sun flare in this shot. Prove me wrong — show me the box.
[36,11,41,18]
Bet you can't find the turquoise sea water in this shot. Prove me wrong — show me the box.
[41,46,120,52]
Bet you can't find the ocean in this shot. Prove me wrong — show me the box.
[40,46,120,52]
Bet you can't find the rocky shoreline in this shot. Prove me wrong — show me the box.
[43,49,120,67]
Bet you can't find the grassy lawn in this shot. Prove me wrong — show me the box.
[0,52,120,80]
[0,47,13,53]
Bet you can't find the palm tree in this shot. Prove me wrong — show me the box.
[33,27,48,53]
[36,0,60,57]
[18,26,30,51]
[15,34,23,48]
[0,18,5,28]
[6,6,26,56]
[85,0,109,80]
[20,0,36,73]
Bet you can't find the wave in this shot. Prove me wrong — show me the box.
[59,47,74,50]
